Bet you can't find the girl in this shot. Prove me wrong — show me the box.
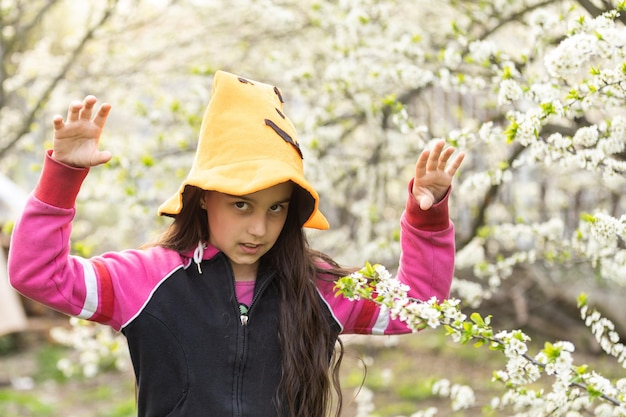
[8,70,464,417]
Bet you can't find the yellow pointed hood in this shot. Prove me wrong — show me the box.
[158,70,329,230]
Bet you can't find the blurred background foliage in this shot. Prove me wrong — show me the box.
[1,0,625,415]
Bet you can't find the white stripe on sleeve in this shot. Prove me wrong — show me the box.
[75,257,98,320]
[371,308,390,335]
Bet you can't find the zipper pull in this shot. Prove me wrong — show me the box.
[239,304,249,326]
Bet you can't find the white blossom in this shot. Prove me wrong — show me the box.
[450,384,476,410]
[544,34,597,79]
[498,79,523,105]
[468,40,496,63]
[573,125,599,148]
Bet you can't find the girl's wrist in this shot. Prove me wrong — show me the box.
[405,179,451,231]
[35,150,89,209]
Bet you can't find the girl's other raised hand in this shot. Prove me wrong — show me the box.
[412,140,465,211]
[51,95,112,168]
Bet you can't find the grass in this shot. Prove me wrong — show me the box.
[0,390,56,417]
[33,344,70,383]
[0,341,136,417]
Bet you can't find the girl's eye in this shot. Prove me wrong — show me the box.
[234,202,249,210]
[269,204,286,214]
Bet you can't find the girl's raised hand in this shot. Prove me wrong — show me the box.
[412,140,465,210]
[51,95,112,168]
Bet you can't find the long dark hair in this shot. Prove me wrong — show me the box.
[155,185,351,417]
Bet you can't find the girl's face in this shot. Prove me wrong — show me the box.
[203,182,293,281]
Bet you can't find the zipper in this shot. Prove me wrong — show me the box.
[229,261,275,416]
[234,317,248,417]
[239,304,249,326]
[236,272,273,327]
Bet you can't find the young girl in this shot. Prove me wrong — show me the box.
[8,70,464,417]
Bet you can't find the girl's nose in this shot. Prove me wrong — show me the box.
[248,213,267,237]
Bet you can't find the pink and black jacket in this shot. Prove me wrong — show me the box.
[8,152,456,416]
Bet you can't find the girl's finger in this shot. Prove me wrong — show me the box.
[414,149,430,179]
[67,101,82,122]
[426,141,444,172]
[52,115,65,130]
[92,103,112,128]
[438,147,455,170]
[445,152,465,177]
[79,96,98,120]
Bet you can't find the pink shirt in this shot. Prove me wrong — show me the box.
[235,281,255,307]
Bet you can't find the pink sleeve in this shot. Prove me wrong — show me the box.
[317,180,455,335]
[7,151,182,331]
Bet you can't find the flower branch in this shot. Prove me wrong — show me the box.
[335,263,626,413]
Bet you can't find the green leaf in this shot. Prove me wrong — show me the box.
[586,384,603,399]
[444,325,456,336]
[72,241,94,258]
[382,94,397,107]
[542,341,561,361]
[501,66,512,80]
[363,262,378,279]
[470,312,485,326]
[510,331,523,341]
[141,155,155,167]
[504,119,519,144]
[574,364,588,375]
[566,88,581,100]
[497,161,510,170]
[489,341,504,351]
[477,225,492,239]
[580,212,596,223]
[540,102,556,116]
[1,220,14,236]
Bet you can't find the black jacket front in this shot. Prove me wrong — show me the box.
[123,252,338,416]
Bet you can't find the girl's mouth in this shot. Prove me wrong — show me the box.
[240,243,262,254]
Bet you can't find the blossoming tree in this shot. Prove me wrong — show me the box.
[1,0,625,415]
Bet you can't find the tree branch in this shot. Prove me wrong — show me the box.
[576,0,626,25]
[0,0,118,160]
[458,141,525,250]
[1,1,57,111]
[479,0,559,41]
[3,0,57,56]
